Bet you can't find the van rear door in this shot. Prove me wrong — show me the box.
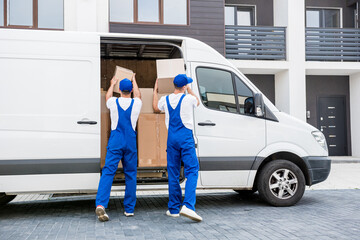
[0,30,100,193]
[190,62,266,187]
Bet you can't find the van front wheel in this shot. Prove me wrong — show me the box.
[0,193,16,205]
[257,160,305,207]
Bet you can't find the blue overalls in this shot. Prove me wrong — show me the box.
[166,94,199,214]
[96,98,137,213]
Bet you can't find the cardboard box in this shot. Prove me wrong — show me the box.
[157,77,175,94]
[156,59,185,79]
[156,59,185,94]
[138,114,158,167]
[137,114,168,167]
[113,66,134,94]
[100,90,122,169]
[158,114,168,166]
[139,88,154,113]
[139,88,168,113]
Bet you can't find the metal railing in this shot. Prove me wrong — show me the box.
[306,27,360,61]
[225,25,286,60]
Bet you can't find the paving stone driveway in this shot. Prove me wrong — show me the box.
[0,190,359,240]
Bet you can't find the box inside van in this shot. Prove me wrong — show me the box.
[99,38,185,185]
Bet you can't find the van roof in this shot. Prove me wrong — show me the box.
[0,29,230,66]
[99,32,230,66]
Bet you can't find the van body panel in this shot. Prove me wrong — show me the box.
[267,112,328,157]
[256,142,309,160]
[0,30,100,192]
[199,170,255,187]
[0,173,99,193]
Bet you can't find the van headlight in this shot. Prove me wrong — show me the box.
[311,131,328,152]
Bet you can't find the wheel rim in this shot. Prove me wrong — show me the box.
[268,168,298,200]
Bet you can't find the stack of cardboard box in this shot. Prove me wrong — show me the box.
[137,59,185,168]
[100,90,110,168]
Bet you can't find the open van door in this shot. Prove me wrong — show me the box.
[0,30,100,193]
[190,62,266,188]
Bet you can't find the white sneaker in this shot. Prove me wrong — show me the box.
[124,211,134,217]
[166,210,180,218]
[180,205,202,222]
[95,205,109,222]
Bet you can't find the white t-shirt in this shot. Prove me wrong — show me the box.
[106,97,142,131]
[158,93,198,130]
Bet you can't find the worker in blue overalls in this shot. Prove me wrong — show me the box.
[153,74,202,222]
[95,75,142,222]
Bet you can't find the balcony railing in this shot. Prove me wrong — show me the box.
[306,27,360,61]
[225,26,286,60]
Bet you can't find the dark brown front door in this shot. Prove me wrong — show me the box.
[318,96,347,156]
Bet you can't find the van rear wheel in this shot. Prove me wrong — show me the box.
[0,193,16,205]
[257,160,305,207]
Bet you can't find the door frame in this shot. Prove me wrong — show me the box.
[190,61,265,187]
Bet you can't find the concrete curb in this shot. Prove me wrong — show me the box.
[330,157,360,164]
[331,160,360,164]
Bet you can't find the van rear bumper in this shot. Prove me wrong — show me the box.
[304,156,331,185]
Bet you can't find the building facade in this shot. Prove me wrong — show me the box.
[1,0,360,157]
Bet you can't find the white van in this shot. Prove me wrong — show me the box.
[0,29,330,207]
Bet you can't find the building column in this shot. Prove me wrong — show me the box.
[273,0,306,121]
[350,73,360,157]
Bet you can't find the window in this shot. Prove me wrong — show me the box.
[197,68,237,113]
[306,8,341,28]
[196,67,254,115]
[0,0,4,26]
[164,0,187,25]
[138,0,159,22]
[235,75,253,114]
[7,0,32,26]
[1,0,64,29]
[110,0,133,23]
[110,0,188,25]
[225,5,255,26]
[38,0,63,29]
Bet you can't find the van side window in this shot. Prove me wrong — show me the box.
[235,75,254,115]
[196,67,237,113]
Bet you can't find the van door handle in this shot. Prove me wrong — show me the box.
[198,122,216,126]
[77,120,97,125]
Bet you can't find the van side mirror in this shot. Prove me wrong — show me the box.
[254,93,264,117]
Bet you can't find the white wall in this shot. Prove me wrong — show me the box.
[273,0,306,121]
[64,0,108,32]
[350,73,360,157]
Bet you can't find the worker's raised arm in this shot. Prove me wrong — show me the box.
[153,79,161,113]
[186,85,200,106]
[106,76,117,102]
[132,74,141,99]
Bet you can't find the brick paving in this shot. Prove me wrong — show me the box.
[0,189,359,240]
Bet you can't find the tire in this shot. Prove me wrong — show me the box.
[0,193,16,205]
[257,160,305,207]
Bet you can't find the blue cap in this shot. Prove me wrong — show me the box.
[173,74,193,87]
[119,78,133,91]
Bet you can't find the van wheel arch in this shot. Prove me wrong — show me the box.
[253,152,311,190]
